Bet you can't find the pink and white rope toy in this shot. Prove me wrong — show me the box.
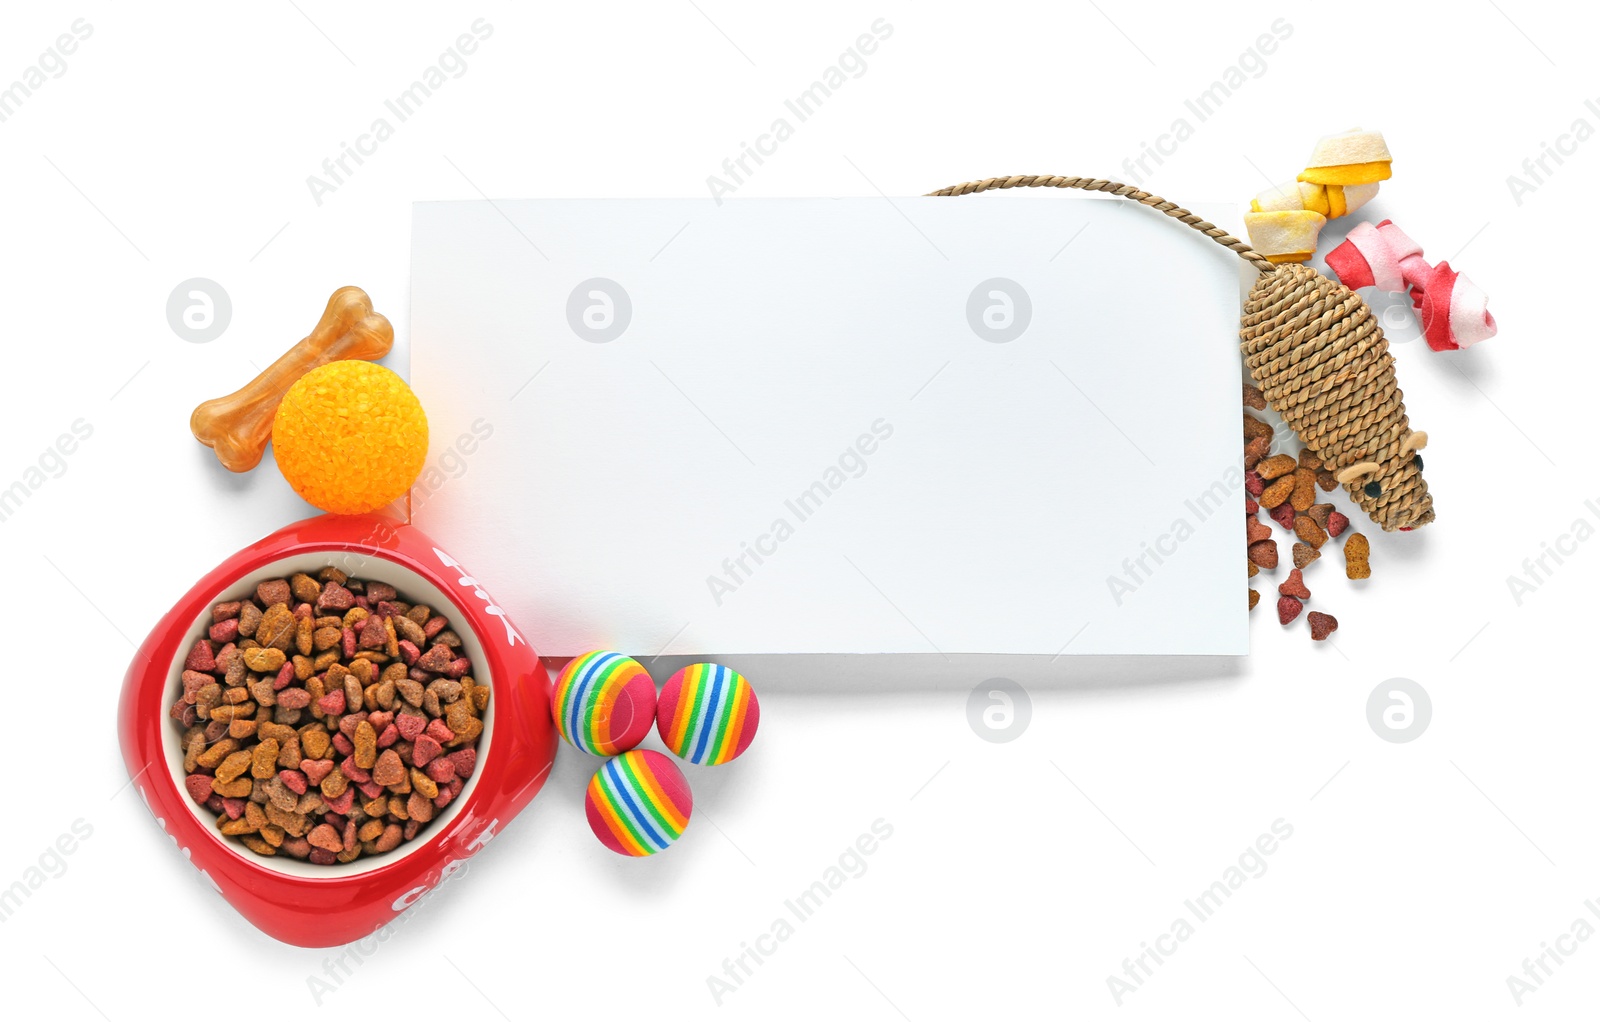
[1325,220,1497,351]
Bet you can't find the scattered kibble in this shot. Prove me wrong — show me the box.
[1293,515,1328,549]
[1292,542,1320,569]
[1344,533,1371,580]
[168,568,487,864]
[1244,436,1270,470]
[1278,568,1311,599]
[1238,384,1376,643]
[1257,454,1298,480]
[1277,595,1304,625]
[1248,539,1279,569]
[1290,468,1318,511]
[1260,475,1296,509]
[1244,412,1274,442]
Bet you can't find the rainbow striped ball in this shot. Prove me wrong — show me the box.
[552,651,657,756]
[656,663,760,765]
[585,750,693,856]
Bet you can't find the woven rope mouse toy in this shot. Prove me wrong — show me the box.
[934,131,1491,530]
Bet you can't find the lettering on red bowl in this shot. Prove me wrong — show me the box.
[431,547,523,647]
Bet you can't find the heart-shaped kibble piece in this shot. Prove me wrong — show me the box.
[308,823,343,853]
[300,759,335,786]
[316,581,355,612]
[359,614,387,650]
[372,749,406,787]
[185,640,217,673]
[1248,540,1279,570]
[395,712,426,741]
[416,644,454,672]
[413,735,443,767]
[1292,542,1320,569]
[1277,595,1303,625]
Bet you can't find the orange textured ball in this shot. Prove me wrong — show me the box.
[271,361,428,514]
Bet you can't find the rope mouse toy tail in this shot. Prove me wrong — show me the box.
[929,176,1434,532]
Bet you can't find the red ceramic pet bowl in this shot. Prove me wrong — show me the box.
[118,513,557,947]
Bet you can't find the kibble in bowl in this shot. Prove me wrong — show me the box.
[122,515,556,946]
[169,562,490,870]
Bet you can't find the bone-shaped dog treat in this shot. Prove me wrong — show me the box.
[191,287,393,472]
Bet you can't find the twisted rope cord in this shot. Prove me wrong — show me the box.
[928,175,1433,530]
[927,175,1275,274]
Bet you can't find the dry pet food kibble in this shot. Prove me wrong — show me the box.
[1277,595,1303,625]
[1256,454,1298,480]
[1344,532,1372,580]
[1308,612,1339,641]
[1278,568,1311,600]
[1244,412,1274,443]
[1293,515,1327,549]
[1237,386,1375,643]
[1244,436,1270,470]
[1248,539,1279,570]
[1260,475,1296,509]
[1292,542,1320,569]
[1290,468,1318,512]
[168,568,487,865]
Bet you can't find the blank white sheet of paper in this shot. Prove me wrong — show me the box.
[410,196,1248,656]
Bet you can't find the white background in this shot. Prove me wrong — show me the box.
[0,2,1594,1018]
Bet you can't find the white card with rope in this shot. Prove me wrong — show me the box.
[410,196,1248,656]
